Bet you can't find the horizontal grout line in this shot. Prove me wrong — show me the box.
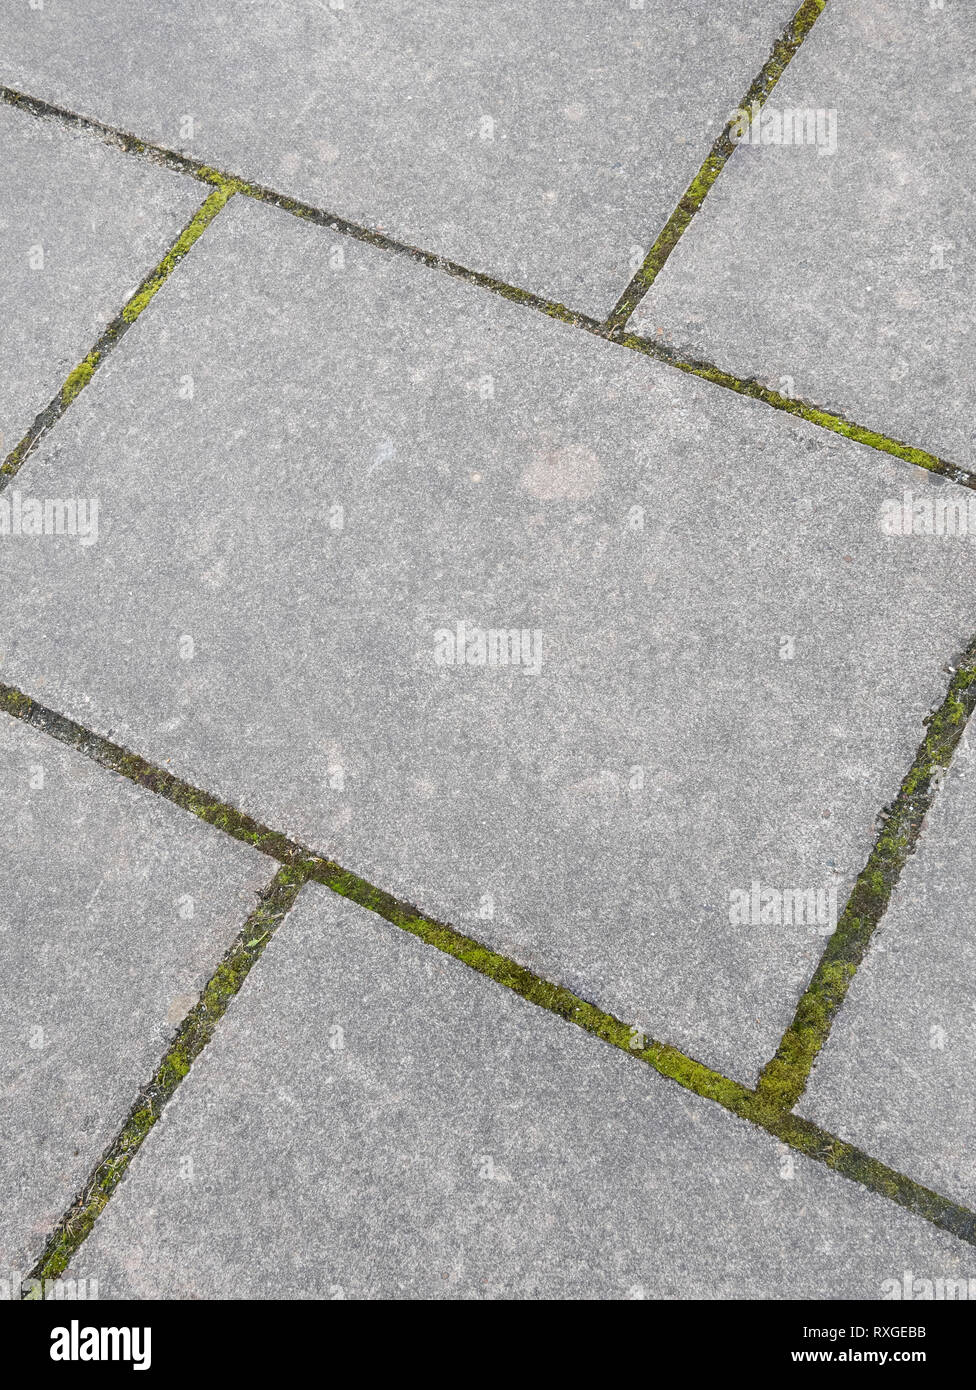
[600,0,830,334]
[0,85,596,334]
[756,630,976,1111]
[614,329,976,489]
[24,863,312,1290]
[0,682,309,863]
[2,678,975,1252]
[0,182,235,493]
[3,82,974,495]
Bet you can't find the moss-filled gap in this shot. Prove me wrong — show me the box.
[756,632,976,1111]
[0,182,235,491]
[3,80,974,492]
[23,863,312,1290]
[600,0,831,334]
[614,330,976,488]
[3,680,976,1256]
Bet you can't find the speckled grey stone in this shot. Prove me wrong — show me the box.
[800,739,976,1212]
[0,712,270,1274]
[0,0,801,316]
[0,100,201,458]
[78,883,975,1300]
[631,0,976,469]
[2,196,975,1086]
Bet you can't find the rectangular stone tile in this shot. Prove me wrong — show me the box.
[1,0,800,315]
[78,883,975,1300]
[0,100,202,458]
[631,0,976,469]
[800,740,976,1213]
[2,196,975,1084]
[0,712,270,1274]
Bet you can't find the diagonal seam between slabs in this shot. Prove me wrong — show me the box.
[599,0,831,334]
[755,634,976,1111]
[22,863,313,1291]
[2,679,975,1255]
[0,181,236,492]
[3,69,975,495]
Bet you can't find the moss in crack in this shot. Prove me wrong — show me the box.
[756,636,976,1112]
[0,682,310,863]
[770,1111,976,1242]
[8,680,976,1254]
[602,0,831,331]
[120,182,235,324]
[1,185,235,493]
[309,855,756,1114]
[26,863,310,1288]
[614,331,976,489]
[10,64,972,499]
[60,354,99,408]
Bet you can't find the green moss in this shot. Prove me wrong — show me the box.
[60,354,99,408]
[10,661,976,1276]
[603,0,830,331]
[756,636,976,1111]
[614,331,975,486]
[25,864,309,1287]
[771,1111,976,1243]
[194,166,243,189]
[121,183,235,325]
[1,182,235,494]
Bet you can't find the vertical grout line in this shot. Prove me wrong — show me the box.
[21,862,313,1292]
[0,182,236,493]
[600,0,830,335]
[754,634,976,1112]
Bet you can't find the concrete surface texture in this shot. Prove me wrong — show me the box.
[0,101,199,458]
[630,0,976,468]
[1,0,974,1301]
[79,886,974,1300]
[801,745,976,1212]
[0,715,269,1274]
[0,0,800,315]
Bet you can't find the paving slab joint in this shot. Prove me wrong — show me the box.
[600,0,831,335]
[21,862,312,1292]
[755,633,976,1112]
[612,329,976,488]
[4,81,974,494]
[3,682,976,1255]
[0,182,235,493]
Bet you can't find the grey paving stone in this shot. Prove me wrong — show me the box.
[1,0,801,316]
[0,100,202,459]
[79,883,974,1300]
[800,740,976,1213]
[631,0,976,469]
[2,196,976,1085]
[0,712,270,1274]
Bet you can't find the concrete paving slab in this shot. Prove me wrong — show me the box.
[630,0,976,469]
[1,0,801,316]
[78,883,975,1299]
[800,740,976,1212]
[0,101,202,460]
[0,712,270,1274]
[2,196,975,1085]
